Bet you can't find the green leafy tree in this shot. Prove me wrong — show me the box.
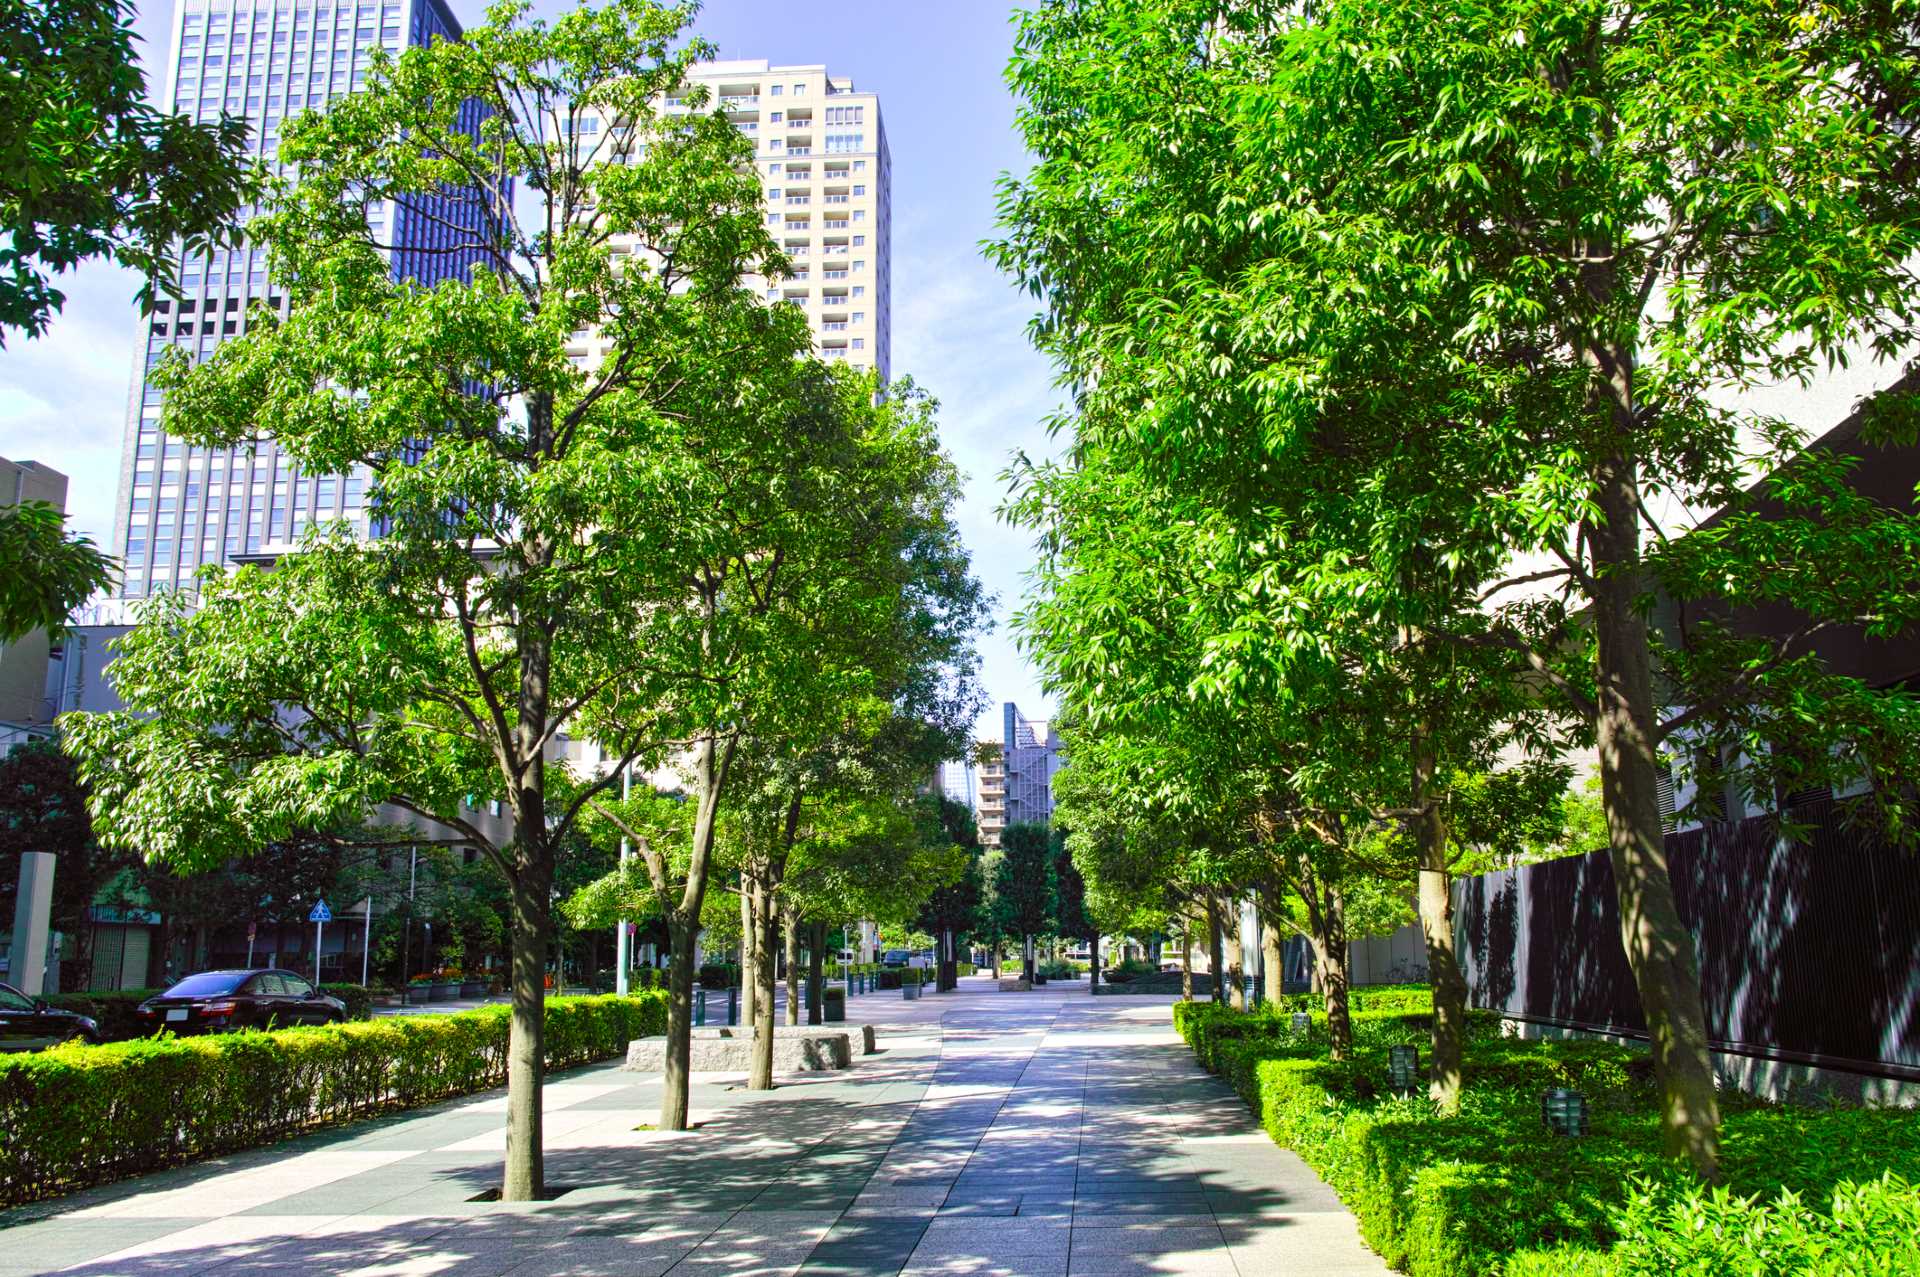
[916,795,984,991]
[993,0,1920,1178]
[0,739,128,983]
[0,0,255,340]
[994,821,1057,983]
[55,0,869,1197]
[0,502,114,640]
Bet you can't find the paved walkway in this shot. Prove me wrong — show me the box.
[0,978,1387,1276]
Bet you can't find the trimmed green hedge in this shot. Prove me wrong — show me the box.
[1174,997,1920,1276]
[0,992,666,1206]
[319,983,379,1021]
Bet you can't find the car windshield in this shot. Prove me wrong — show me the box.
[163,972,247,997]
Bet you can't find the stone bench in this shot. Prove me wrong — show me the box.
[998,978,1032,992]
[695,1023,878,1055]
[622,1027,854,1073]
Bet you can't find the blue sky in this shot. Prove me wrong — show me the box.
[0,0,1060,745]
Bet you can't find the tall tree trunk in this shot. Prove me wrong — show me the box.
[1180,920,1192,1002]
[806,921,825,1025]
[1310,883,1352,1061]
[740,872,756,1032]
[1022,934,1035,983]
[661,911,700,1128]
[1223,901,1246,1012]
[1262,924,1284,1005]
[1413,724,1467,1114]
[1090,934,1100,994]
[1587,432,1721,1179]
[502,856,552,1201]
[659,730,735,1132]
[1206,898,1226,1006]
[749,874,776,1091]
[784,912,800,1026]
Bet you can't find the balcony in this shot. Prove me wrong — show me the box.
[786,146,811,156]
[824,220,849,231]
[824,194,849,204]
[823,269,848,280]
[720,94,759,108]
[821,321,847,331]
[785,195,810,205]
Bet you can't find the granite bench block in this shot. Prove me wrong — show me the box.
[623,1029,853,1072]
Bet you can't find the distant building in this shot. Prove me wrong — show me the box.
[974,742,1006,850]
[1002,701,1063,828]
[0,458,72,751]
[110,0,500,600]
[572,59,892,382]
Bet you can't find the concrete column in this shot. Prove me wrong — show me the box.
[9,853,56,995]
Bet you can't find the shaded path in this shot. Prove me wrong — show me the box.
[0,978,1385,1276]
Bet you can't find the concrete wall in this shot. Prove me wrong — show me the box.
[0,459,72,730]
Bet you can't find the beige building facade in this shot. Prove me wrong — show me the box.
[571,59,892,382]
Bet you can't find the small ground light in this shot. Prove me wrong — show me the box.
[1290,1011,1311,1032]
[1388,1044,1420,1095]
[1542,1088,1590,1136]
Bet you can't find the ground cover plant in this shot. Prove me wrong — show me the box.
[0,991,665,1207]
[1174,997,1920,1276]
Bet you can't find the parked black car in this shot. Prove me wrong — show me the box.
[136,969,346,1034]
[0,982,100,1051]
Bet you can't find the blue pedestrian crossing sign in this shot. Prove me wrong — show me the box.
[308,900,333,923]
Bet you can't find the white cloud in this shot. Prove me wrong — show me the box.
[0,260,142,551]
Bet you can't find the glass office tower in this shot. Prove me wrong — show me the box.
[110,0,492,598]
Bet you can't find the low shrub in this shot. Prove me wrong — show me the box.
[1177,998,1920,1277]
[696,963,738,989]
[874,969,903,989]
[1036,958,1082,980]
[1275,982,1434,1015]
[0,991,666,1207]
[1102,956,1157,984]
[320,983,379,1021]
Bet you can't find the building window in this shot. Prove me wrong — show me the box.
[769,84,782,95]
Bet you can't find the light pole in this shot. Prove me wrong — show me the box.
[615,764,632,996]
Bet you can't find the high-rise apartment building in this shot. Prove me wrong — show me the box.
[974,742,1007,850]
[1003,701,1063,828]
[110,0,494,599]
[568,59,892,382]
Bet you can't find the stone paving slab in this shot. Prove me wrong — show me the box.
[0,978,1387,1275]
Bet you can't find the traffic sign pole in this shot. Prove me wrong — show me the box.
[308,900,333,985]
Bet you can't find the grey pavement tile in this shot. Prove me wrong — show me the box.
[1063,1225,1225,1256]
[0,1219,213,1276]
[3,986,1380,1277]
[1065,1254,1238,1277]
[900,1261,1066,1277]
